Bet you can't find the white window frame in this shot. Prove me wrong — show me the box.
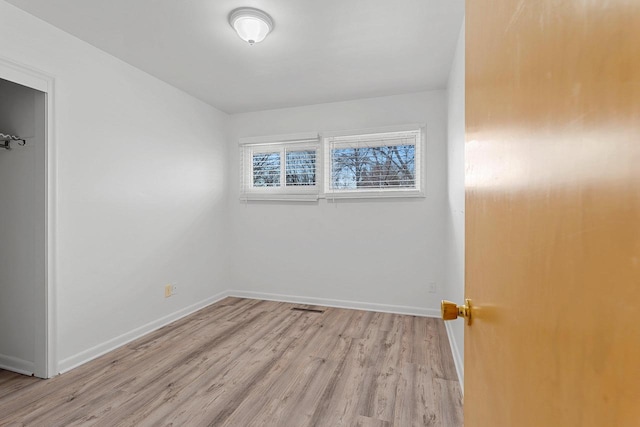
[323,125,425,199]
[240,132,321,201]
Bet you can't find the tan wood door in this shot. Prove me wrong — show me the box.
[464,1,640,426]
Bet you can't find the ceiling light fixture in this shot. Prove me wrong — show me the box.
[229,7,274,46]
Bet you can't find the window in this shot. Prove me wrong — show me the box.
[324,129,423,198]
[239,128,423,201]
[240,137,320,200]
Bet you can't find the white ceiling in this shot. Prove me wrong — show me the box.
[6,0,464,114]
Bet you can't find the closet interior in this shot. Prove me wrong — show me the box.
[0,78,47,378]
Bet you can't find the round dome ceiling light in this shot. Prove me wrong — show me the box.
[229,7,274,46]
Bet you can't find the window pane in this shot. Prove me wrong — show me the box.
[331,144,415,189]
[286,150,316,186]
[253,152,280,187]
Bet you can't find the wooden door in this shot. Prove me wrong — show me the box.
[465,1,640,426]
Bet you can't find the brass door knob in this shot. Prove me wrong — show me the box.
[441,299,472,325]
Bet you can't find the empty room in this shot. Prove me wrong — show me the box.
[0,0,638,426]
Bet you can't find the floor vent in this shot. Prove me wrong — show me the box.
[291,307,325,313]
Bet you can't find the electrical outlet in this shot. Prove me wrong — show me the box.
[428,282,437,293]
[171,284,178,295]
[164,284,172,298]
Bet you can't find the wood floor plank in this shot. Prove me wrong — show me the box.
[359,313,404,422]
[393,362,439,427]
[0,372,38,399]
[0,299,463,426]
[223,309,355,426]
[427,319,459,381]
[433,378,464,427]
[309,326,388,426]
[342,309,376,339]
[356,415,393,427]
[410,315,431,366]
[399,315,416,364]
[237,356,340,427]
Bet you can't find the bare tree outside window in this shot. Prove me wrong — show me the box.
[331,144,415,189]
[286,150,316,186]
[252,149,317,188]
[252,152,280,187]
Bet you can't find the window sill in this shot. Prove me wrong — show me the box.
[240,192,320,202]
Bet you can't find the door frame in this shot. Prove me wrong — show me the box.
[0,56,57,378]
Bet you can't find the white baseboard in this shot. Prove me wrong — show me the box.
[58,290,231,374]
[444,321,464,394]
[228,290,441,318]
[0,353,35,376]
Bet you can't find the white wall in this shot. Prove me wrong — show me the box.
[0,79,46,376]
[0,1,230,373]
[228,91,449,315]
[445,21,466,386]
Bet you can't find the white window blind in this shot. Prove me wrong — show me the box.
[324,129,423,198]
[240,137,320,201]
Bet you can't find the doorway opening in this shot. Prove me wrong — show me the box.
[0,58,56,379]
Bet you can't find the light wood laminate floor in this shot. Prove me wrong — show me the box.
[0,298,463,426]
